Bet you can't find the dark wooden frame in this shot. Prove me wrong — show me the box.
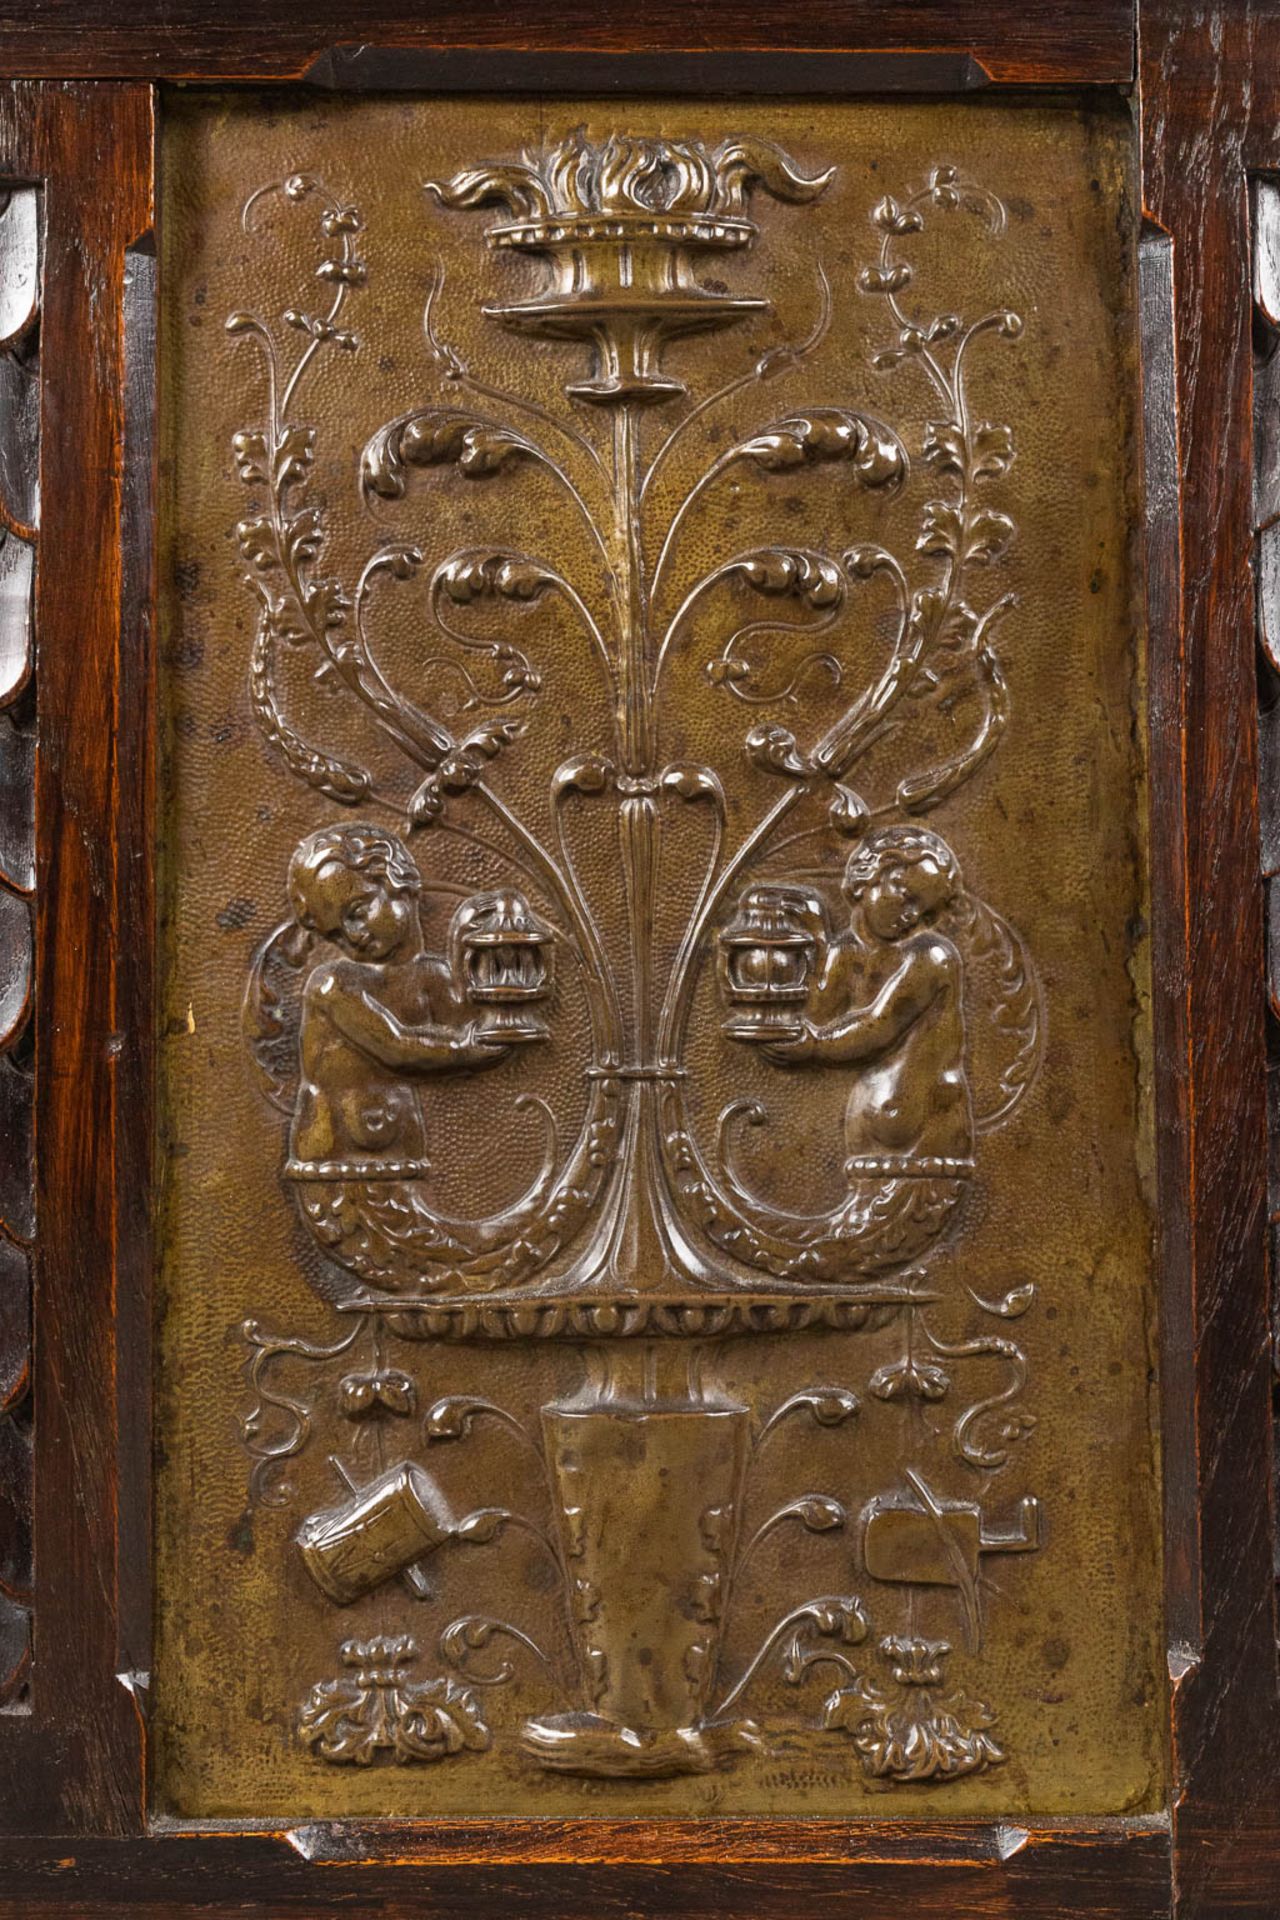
[0,3,1276,1913]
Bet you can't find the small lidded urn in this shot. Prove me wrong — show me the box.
[718,884,827,1042]
[426,131,833,406]
[448,888,555,1043]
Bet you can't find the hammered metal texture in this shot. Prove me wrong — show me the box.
[153,94,1162,1818]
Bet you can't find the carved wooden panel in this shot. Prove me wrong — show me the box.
[1250,175,1280,1646]
[0,185,38,1714]
[154,94,1161,1820]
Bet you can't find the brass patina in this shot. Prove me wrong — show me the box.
[154,93,1162,1817]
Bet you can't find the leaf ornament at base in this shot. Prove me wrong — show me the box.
[298,1635,491,1765]
[822,1635,1004,1782]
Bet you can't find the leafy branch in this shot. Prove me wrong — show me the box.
[228,177,375,805]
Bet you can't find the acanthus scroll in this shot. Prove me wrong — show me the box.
[227,141,1048,1784]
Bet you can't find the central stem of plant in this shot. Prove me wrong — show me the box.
[555,400,684,1292]
[612,401,654,780]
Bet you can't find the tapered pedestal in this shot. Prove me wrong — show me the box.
[520,1346,760,1776]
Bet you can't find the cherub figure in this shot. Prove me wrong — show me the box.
[282,824,519,1287]
[763,825,973,1268]
[286,823,507,1178]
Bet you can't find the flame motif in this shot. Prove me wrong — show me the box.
[426,130,833,229]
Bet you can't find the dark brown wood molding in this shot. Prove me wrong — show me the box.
[0,5,1275,1915]
[0,178,37,1721]
[301,46,991,94]
[1141,4,1280,1911]
[0,78,154,1840]
[0,3,1136,85]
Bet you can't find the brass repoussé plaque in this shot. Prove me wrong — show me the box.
[154,93,1162,1819]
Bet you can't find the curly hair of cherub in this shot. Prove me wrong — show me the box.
[842,824,962,907]
[288,823,421,935]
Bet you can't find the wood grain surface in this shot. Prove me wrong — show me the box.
[0,1,1136,84]
[0,3,1276,1913]
[0,79,154,1839]
[1141,5,1280,1912]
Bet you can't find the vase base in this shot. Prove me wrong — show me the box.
[519,1710,762,1777]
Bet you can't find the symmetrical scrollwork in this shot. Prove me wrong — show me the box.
[230,137,1044,1783]
[229,147,1039,1326]
[818,1634,1003,1781]
[298,1634,489,1765]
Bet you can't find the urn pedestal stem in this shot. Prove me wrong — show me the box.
[521,1341,759,1776]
